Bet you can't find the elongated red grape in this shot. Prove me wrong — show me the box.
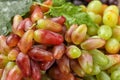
[53,43,65,59]
[6,34,20,48]
[28,47,53,62]
[16,52,31,77]
[34,29,63,45]
[12,15,23,35]
[31,5,43,22]
[56,56,70,74]
[18,30,34,54]
[31,60,41,80]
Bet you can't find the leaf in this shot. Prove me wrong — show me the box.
[48,2,97,28]
[0,0,32,35]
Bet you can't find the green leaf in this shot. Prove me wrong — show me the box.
[48,2,97,29]
[0,0,32,35]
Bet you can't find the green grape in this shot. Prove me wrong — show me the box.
[87,24,98,36]
[105,38,120,54]
[96,71,111,80]
[111,69,120,80]
[87,0,102,14]
[87,12,96,22]
[66,45,81,59]
[98,25,112,40]
[89,49,109,67]
[104,5,119,16]
[103,11,118,27]
[88,12,102,25]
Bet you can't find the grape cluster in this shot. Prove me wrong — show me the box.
[0,0,120,80]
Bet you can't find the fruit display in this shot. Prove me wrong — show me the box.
[1,0,120,80]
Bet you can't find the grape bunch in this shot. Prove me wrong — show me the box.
[1,0,120,80]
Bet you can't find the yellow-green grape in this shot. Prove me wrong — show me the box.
[104,5,119,16]
[84,76,96,80]
[96,71,111,80]
[87,24,98,36]
[101,55,120,70]
[90,63,101,75]
[111,69,120,80]
[98,25,112,40]
[88,12,102,25]
[87,0,102,14]
[103,11,118,27]
[112,26,120,41]
[105,38,120,54]
[89,49,109,67]
[107,63,120,74]
[66,45,81,59]
[78,50,93,74]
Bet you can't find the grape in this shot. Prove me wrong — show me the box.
[65,24,78,43]
[12,15,23,35]
[81,38,106,50]
[31,5,43,22]
[37,19,62,32]
[6,34,20,48]
[66,45,81,59]
[78,50,93,74]
[96,71,111,80]
[111,70,120,80]
[103,11,118,27]
[70,59,85,77]
[71,24,87,45]
[16,52,31,77]
[87,0,102,14]
[17,30,34,54]
[98,25,112,40]
[89,49,109,67]
[53,43,65,59]
[28,47,53,62]
[56,56,70,74]
[34,29,63,45]
[31,60,41,80]
[105,38,120,54]
[104,5,119,16]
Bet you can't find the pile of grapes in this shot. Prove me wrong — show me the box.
[1,0,120,80]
